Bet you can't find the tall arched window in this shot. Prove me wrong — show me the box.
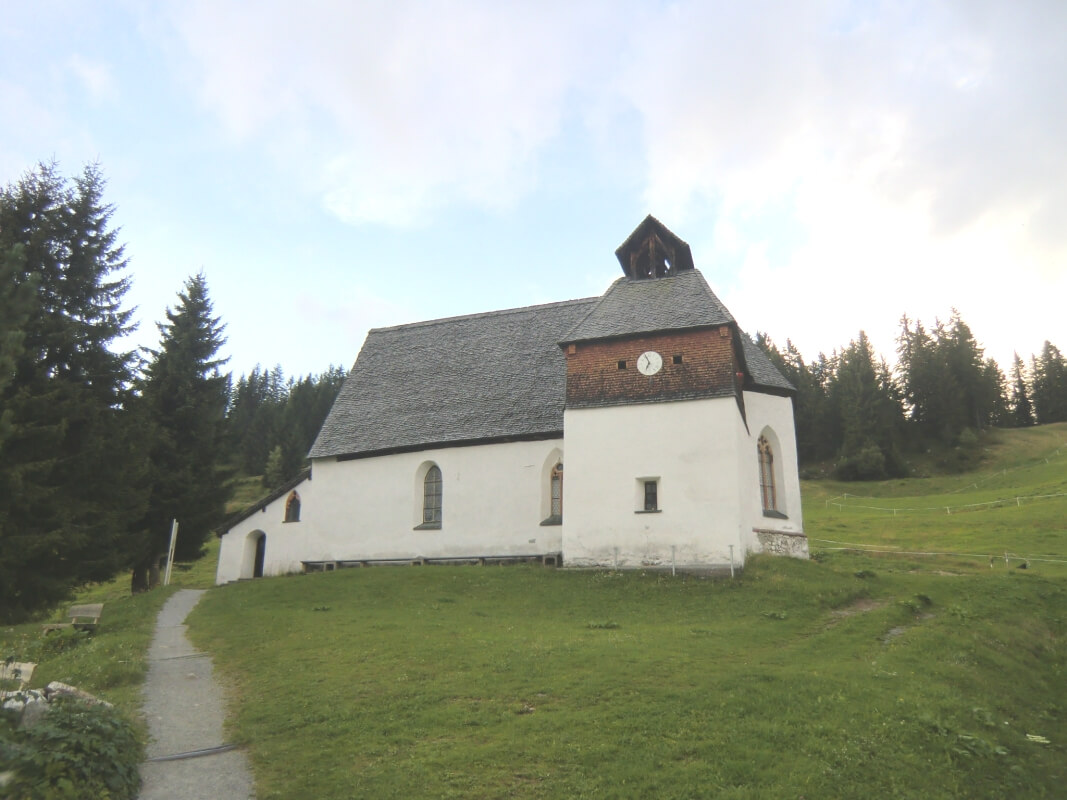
[758,435,776,513]
[423,465,442,525]
[284,490,301,522]
[550,462,563,518]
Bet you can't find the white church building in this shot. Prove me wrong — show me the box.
[215,217,807,584]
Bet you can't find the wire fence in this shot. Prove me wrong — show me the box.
[824,491,1067,515]
[808,537,1067,566]
[944,444,1066,494]
[824,441,1067,515]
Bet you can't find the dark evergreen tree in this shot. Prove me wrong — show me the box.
[943,311,996,431]
[227,363,346,487]
[1031,341,1067,424]
[0,163,143,621]
[263,444,285,489]
[981,357,1009,428]
[897,310,999,442]
[1010,352,1034,427]
[133,273,230,591]
[0,244,38,441]
[897,315,944,438]
[755,333,832,465]
[829,332,906,480]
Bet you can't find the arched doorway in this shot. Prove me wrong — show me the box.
[244,531,267,579]
[253,534,266,578]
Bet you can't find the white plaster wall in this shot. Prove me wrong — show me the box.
[219,439,566,582]
[216,477,313,584]
[740,391,806,555]
[216,393,807,582]
[562,398,750,569]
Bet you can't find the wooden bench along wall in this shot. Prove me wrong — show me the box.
[42,603,104,633]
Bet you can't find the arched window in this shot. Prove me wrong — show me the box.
[423,465,442,525]
[758,435,776,513]
[550,462,563,518]
[284,490,301,522]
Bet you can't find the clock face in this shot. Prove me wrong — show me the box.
[637,350,663,376]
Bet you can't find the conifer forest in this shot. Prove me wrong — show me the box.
[2,161,1065,620]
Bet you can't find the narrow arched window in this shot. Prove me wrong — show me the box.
[550,462,563,518]
[284,490,301,522]
[758,436,776,512]
[423,465,442,525]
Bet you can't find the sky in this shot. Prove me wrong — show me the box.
[2,0,1064,381]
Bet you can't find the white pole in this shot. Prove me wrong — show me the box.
[728,545,735,578]
[163,519,179,586]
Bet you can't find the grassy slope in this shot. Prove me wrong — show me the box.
[0,469,274,713]
[187,424,1067,799]
[0,537,220,716]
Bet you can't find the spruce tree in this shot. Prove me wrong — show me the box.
[755,333,832,465]
[0,163,143,621]
[263,445,285,489]
[898,310,998,443]
[1031,341,1067,424]
[1010,352,1034,426]
[133,273,230,591]
[0,244,38,441]
[981,357,1009,428]
[829,332,906,479]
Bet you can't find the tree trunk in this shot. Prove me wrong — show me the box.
[148,558,162,589]
[131,561,150,594]
[130,552,165,594]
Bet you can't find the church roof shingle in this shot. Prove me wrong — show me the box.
[561,270,734,344]
[309,270,794,460]
[739,333,796,394]
[308,298,597,460]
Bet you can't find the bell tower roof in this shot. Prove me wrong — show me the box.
[615,214,695,279]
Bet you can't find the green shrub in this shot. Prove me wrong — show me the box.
[834,445,888,481]
[1,698,142,800]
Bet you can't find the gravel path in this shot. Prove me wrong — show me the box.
[138,589,255,799]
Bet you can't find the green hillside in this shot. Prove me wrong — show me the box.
[186,424,1067,799]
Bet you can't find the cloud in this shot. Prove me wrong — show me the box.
[159,0,1066,366]
[606,0,1067,364]
[167,2,1067,237]
[166,0,616,226]
[66,55,118,104]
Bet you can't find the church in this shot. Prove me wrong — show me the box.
[215,216,807,583]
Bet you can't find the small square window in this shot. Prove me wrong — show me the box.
[617,359,627,370]
[673,354,683,365]
[644,480,658,511]
[635,477,661,513]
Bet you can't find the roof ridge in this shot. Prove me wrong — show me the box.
[369,296,599,334]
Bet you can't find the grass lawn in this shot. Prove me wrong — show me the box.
[186,424,1067,799]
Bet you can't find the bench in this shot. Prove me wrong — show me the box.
[42,603,104,633]
[0,661,36,696]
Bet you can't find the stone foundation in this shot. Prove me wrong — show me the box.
[755,528,809,559]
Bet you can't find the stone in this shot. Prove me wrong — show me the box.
[44,681,112,707]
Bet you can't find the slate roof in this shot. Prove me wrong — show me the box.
[309,270,794,460]
[561,270,734,344]
[739,334,796,394]
[308,298,598,459]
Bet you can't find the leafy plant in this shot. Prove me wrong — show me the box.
[1,698,143,799]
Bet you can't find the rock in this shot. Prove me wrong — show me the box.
[44,681,112,708]
[19,696,50,729]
